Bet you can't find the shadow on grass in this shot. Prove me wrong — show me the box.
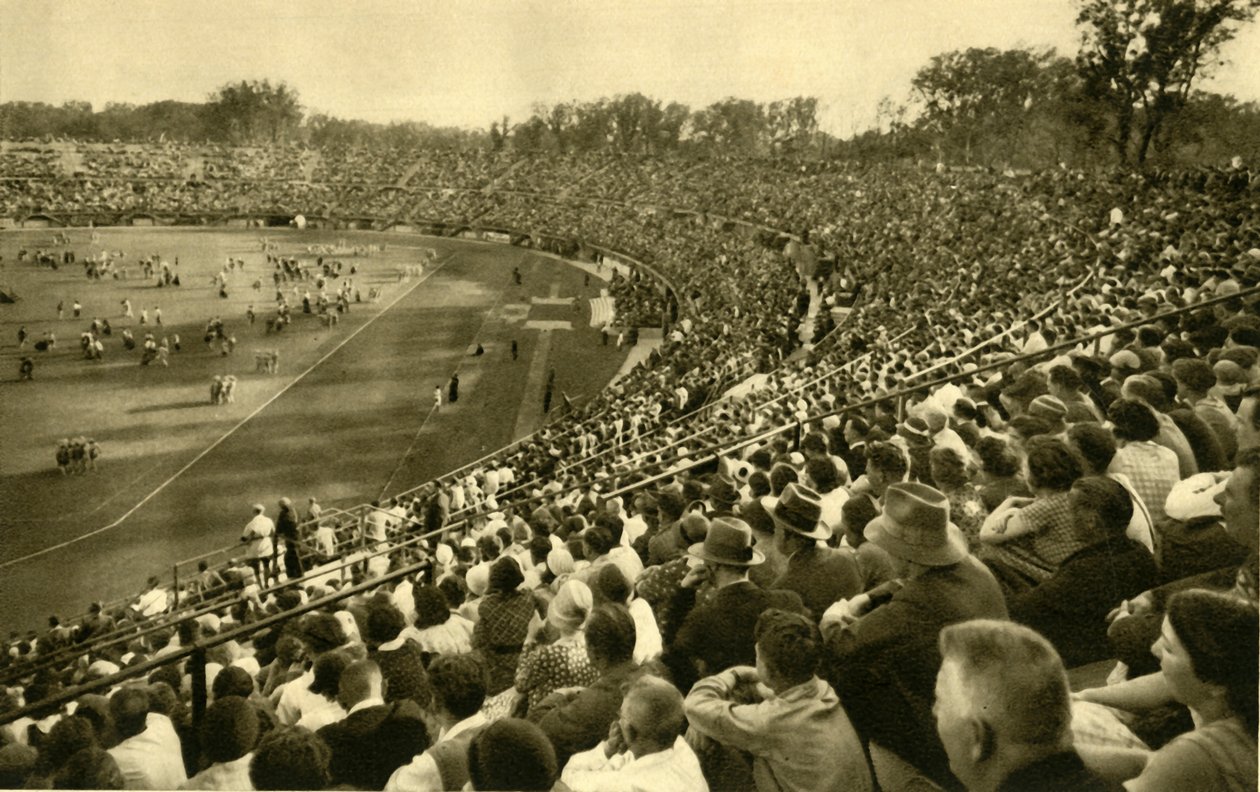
[127,400,210,414]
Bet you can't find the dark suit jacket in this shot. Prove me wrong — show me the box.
[1010,536,1158,668]
[823,555,1008,791]
[316,700,429,790]
[773,544,864,620]
[530,660,640,770]
[665,579,806,691]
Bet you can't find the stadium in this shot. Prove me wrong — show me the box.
[1,1,1258,790]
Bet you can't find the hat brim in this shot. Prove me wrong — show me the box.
[687,541,765,567]
[866,516,968,567]
[764,498,831,540]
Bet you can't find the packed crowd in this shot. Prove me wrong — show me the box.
[1,144,1259,790]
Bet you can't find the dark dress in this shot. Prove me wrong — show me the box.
[371,640,435,710]
[473,591,536,695]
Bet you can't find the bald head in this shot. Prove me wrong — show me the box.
[620,676,685,756]
[337,659,383,710]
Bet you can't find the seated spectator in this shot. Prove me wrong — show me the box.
[386,653,489,792]
[1008,476,1158,668]
[317,659,429,789]
[107,686,187,790]
[934,620,1116,791]
[275,611,352,726]
[249,726,331,791]
[563,675,706,792]
[821,482,1008,789]
[980,436,1087,594]
[1159,473,1250,581]
[767,483,862,618]
[1106,448,1259,677]
[660,517,805,691]
[1107,397,1185,536]
[182,695,258,790]
[1065,422,1156,553]
[0,743,37,789]
[367,602,434,710]
[468,718,558,791]
[973,436,1031,512]
[28,716,99,788]
[400,584,474,657]
[296,651,351,732]
[472,557,535,696]
[930,446,988,548]
[530,603,640,770]
[53,747,125,790]
[686,608,870,792]
[591,563,663,664]
[516,579,599,715]
[838,494,896,590]
[1078,590,1257,790]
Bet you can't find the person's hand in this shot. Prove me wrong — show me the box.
[726,665,760,685]
[524,611,546,646]
[604,719,628,758]
[681,563,710,590]
[1107,592,1154,624]
[821,594,872,631]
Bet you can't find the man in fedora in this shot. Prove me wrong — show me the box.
[819,482,1007,789]
[661,517,805,693]
[768,483,863,619]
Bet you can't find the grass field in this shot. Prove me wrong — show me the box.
[0,227,627,634]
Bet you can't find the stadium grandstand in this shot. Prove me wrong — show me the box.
[2,3,1260,791]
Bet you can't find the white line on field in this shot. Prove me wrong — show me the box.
[0,253,455,570]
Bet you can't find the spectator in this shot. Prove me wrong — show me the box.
[838,494,896,590]
[106,686,187,790]
[53,748,125,790]
[467,718,558,791]
[660,517,805,691]
[472,557,534,696]
[563,675,706,792]
[400,584,474,657]
[516,579,599,714]
[686,608,870,792]
[295,650,351,732]
[934,620,1115,791]
[1065,422,1156,554]
[590,563,663,665]
[973,436,1031,512]
[367,602,434,711]
[1172,357,1239,464]
[530,603,640,769]
[386,653,489,792]
[1107,398,1181,533]
[316,659,429,789]
[249,726,331,791]
[182,695,258,790]
[767,483,863,618]
[1008,476,1158,668]
[821,481,1007,789]
[979,436,1086,594]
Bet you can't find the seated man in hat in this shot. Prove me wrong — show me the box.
[660,517,805,693]
[819,482,1007,789]
[685,609,871,792]
[767,483,863,618]
[934,620,1115,792]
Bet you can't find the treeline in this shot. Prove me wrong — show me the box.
[0,79,486,150]
[3,0,1259,169]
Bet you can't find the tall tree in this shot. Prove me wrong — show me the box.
[1075,0,1260,164]
[204,79,303,144]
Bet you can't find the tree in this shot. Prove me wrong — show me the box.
[766,96,820,153]
[204,79,303,144]
[1075,0,1260,165]
[911,47,1059,165]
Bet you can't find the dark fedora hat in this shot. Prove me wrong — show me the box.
[765,482,829,540]
[867,482,967,567]
[707,474,741,508]
[688,516,764,567]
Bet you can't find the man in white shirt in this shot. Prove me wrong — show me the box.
[386,653,489,792]
[240,503,275,586]
[107,686,187,790]
[562,675,707,792]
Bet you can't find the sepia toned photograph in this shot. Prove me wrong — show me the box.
[1,0,1258,789]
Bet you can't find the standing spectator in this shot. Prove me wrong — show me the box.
[275,497,303,581]
[240,504,275,587]
[686,609,871,792]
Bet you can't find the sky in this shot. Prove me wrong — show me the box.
[3,0,1260,135]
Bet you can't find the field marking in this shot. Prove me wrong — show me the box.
[0,253,456,570]
[377,264,512,500]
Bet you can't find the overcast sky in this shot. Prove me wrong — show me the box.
[3,0,1259,135]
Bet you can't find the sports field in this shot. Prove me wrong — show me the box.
[0,227,627,634]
